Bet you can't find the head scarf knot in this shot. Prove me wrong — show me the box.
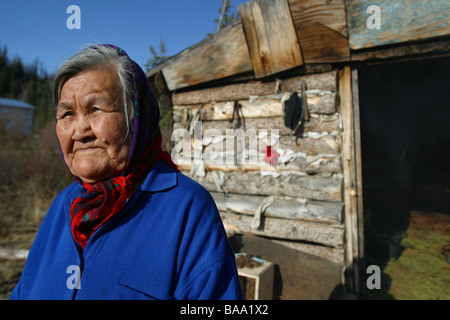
[66,44,177,250]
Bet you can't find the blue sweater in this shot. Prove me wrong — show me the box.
[10,161,243,300]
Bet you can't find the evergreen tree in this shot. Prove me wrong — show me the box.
[144,35,170,72]
[215,0,238,32]
[0,44,54,130]
[0,45,8,96]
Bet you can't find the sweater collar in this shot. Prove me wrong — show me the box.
[140,160,178,193]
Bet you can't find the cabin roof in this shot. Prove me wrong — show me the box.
[146,0,450,92]
[0,97,35,110]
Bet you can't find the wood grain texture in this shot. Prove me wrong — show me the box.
[184,170,343,202]
[239,0,303,78]
[161,21,253,90]
[190,115,341,136]
[220,210,344,247]
[148,70,172,110]
[172,91,338,122]
[172,71,339,105]
[176,155,342,175]
[172,132,341,158]
[289,0,350,63]
[212,192,343,223]
[339,66,361,293]
[346,0,450,50]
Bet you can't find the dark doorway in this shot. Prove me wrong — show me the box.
[358,56,450,262]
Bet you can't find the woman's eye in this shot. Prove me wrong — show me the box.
[92,107,101,113]
[62,111,74,118]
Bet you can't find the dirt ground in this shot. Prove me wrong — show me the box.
[0,222,39,299]
[408,211,450,234]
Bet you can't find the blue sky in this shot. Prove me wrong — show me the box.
[0,0,248,74]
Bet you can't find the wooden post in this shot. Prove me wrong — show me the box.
[352,68,365,296]
[339,66,361,296]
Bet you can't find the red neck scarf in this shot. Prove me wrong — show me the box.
[66,45,177,250]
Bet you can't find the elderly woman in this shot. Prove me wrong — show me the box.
[10,44,242,300]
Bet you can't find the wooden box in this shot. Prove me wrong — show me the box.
[237,257,274,300]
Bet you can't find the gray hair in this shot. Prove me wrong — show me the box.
[53,45,135,136]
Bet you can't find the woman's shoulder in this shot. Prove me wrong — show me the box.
[176,171,210,194]
[53,181,82,203]
[174,171,219,208]
[43,181,83,218]
[146,162,218,215]
[148,160,212,198]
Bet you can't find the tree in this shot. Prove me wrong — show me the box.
[215,0,238,32]
[143,37,173,150]
[144,35,170,72]
[0,44,54,130]
[0,45,8,96]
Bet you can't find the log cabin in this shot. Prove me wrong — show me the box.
[146,0,450,299]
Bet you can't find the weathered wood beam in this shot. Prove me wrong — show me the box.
[238,0,303,78]
[339,66,360,294]
[176,154,342,174]
[172,92,338,121]
[172,71,338,105]
[351,37,450,62]
[220,210,344,247]
[161,21,253,91]
[352,67,366,294]
[346,0,450,50]
[179,135,340,157]
[211,192,343,223]
[289,0,350,63]
[184,170,343,202]
[189,115,341,136]
[148,70,172,110]
[278,135,340,155]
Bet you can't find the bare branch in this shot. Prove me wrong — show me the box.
[216,0,228,33]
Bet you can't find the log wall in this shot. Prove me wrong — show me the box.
[171,70,346,265]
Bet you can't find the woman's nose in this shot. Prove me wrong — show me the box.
[72,115,95,142]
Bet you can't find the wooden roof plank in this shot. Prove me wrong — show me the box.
[238,0,303,78]
[288,0,350,63]
[346,0,450,50]
[161,21,253,91]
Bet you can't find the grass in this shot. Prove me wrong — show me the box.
[385,229,450,299]
[0,260,26,300]
[365,211,450,300]
[0,123,71,299]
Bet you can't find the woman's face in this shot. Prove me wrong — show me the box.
[56,68,130,184]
